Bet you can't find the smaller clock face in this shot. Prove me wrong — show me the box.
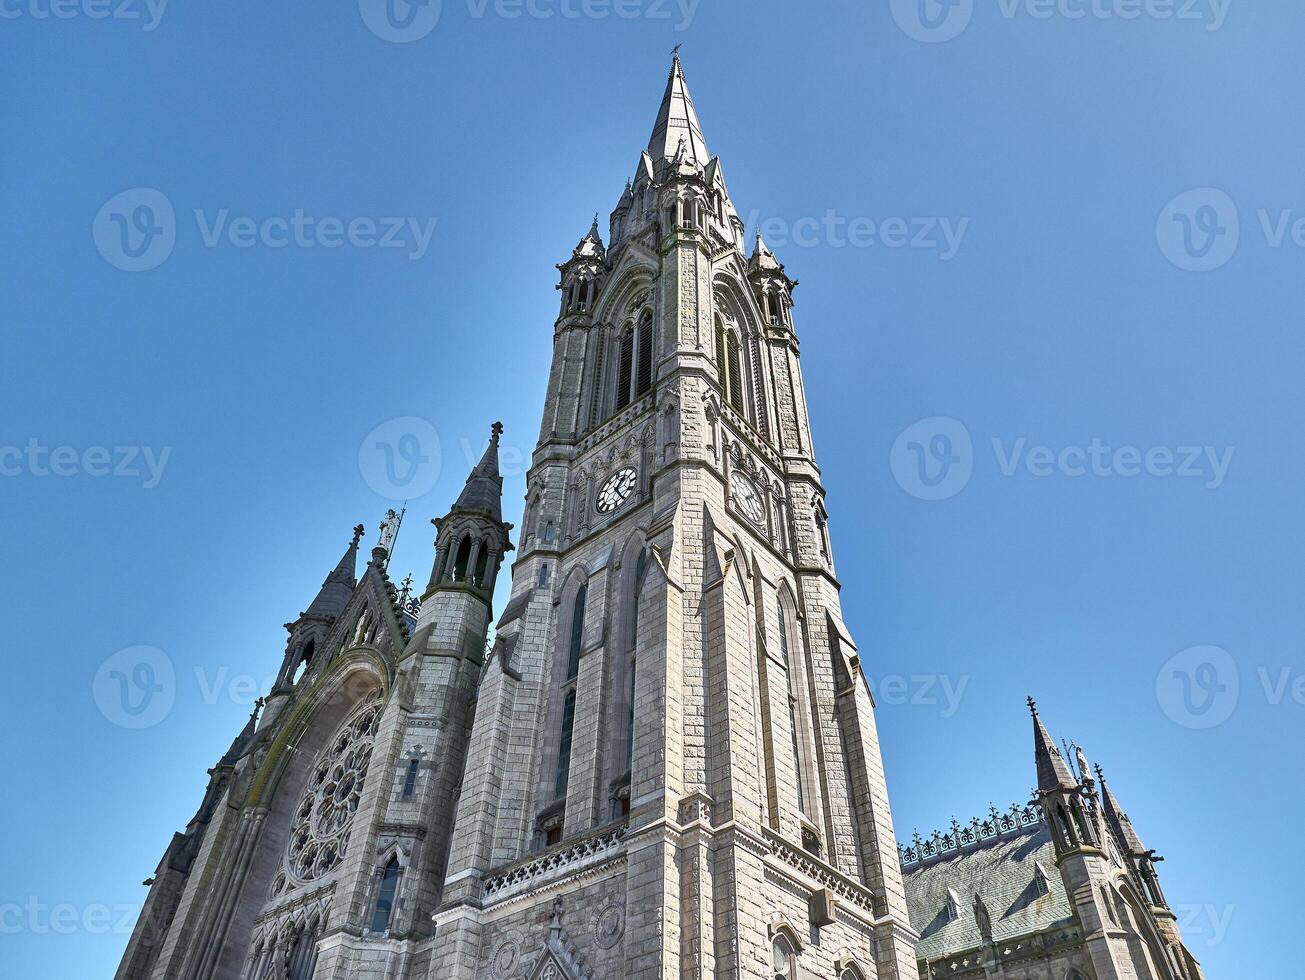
[596,467,638,514]
[730,472,767,526]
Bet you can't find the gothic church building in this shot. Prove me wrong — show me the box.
[116,58,1207,980]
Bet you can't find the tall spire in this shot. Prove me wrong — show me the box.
[748,229,783,273]
[305,524,363,619]
[647,51,709,164]
[1029,697,1078,792]
[1096,764,1146,854]
[453,422,505,522]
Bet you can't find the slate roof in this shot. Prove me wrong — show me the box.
[453,426,504,522]
[903,822,1076,963]
[647,54,710,164]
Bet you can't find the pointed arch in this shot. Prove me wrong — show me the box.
[713,274,769,430]
[369,854,401,934]
[615,325,635,411]
[453,534,472,581]
[768,918,804,980]
[776,581,819,841]
[636,308,654,397]
[607,532,649,814]
[536,565,592,841]
[472,538,490,587]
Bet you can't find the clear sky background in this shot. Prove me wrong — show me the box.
[2,1,1299,976]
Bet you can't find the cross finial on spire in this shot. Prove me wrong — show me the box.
[491,420,504,442]
[1027,696,1038,717]
[671,42,683,61]
[352,524,365,547]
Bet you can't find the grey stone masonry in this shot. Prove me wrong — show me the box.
[114,53,1211,980]
[428,54,920,980]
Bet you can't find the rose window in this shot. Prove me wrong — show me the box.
[278,695,382,888]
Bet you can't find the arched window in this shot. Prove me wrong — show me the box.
[555,690,577,801]
[715,316,727,386]
[290,639,314,686]
[567,584,586,679]
[555,582,586,804]
[453,535,472,581]
[777,595,807,817]
[635,310,653,398]
[716,314,747,415]
[615,327,635,411]
[472,540,490,587]
[726,331,744,413]
[768,289,785,326]
[370,856,401,934]
[626,550,647,775]
[401,758,419,798]
[814,507,830,564]
[353,608,375,647]
[286,924,317,980]
[771,935,796,980]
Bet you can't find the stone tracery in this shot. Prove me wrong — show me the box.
[273,695,383,894]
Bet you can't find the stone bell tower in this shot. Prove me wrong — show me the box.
[428,55,921,980]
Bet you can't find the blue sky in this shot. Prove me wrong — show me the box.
[1,1,1299,976]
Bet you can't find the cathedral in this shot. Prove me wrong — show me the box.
[115,58,1208,980]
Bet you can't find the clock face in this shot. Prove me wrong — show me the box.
[596,467,638,514]
[730,472,767,526]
